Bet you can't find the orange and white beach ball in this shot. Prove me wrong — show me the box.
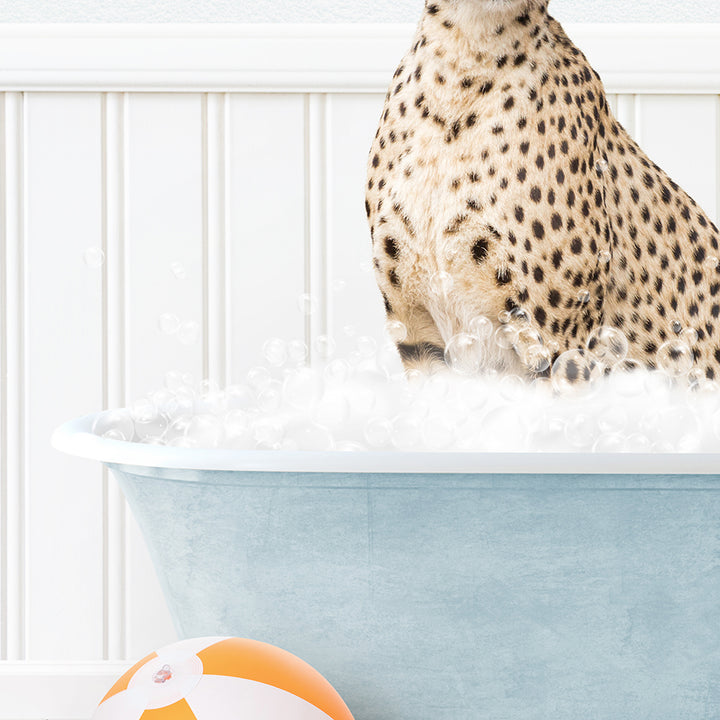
[93,636,354,720]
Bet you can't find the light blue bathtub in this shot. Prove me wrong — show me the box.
[54,414,720,720]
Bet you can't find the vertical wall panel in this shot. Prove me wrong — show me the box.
[24,93,105,660]
[124,92,203,658]
[0,91,6,661]
[326,93,388,359]
[227,94,307,381]
[635,94,719,221]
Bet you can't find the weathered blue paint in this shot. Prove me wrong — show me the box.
[111,463,720,720]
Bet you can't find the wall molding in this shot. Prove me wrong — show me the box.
[0,662,129,719]
[1,23,720,93]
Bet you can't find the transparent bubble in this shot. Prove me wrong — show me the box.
[130,398,157,424]
[314,335,337,360]
[598,251,612,267]
[499,374,525,401]
[385,320,408,344]
[391,411,423,450]
[681,327,699,345]
[468,315,493,340]
[577,289,591,306]
[586,326,629,365]
[253,417,285,447]
[515,326,543,350]
[551,349,601,397]
[429,271,454,297]
[257,381,283,413]
[159,313,181,335]
[226,384,255,410]
[314,392,351,426]
[263,338,288,367]
[671,321,683,335]
[170,261,187,280]
[523,344,552,374]
[182,414,223,447]
[247,366,272,392]
[287,339,309,365]
[704,256,719,273]
[357,336,378,358]
[224,409,251,440]
[84,247,105,268]
[656,340,694,378]
[163,415,193,444]
[498,310,513,325]
[510,308,531,325]
[595,158,609,173]
[134,414,168,442]
[283,367,323,409]
[285,420,333,451]
[365,417,394,448]
[421,414,455,450]
[445,333,483,375]
[324,358,351,385]
[177,321,200,345]
[297,293,318,316]
[623,433,653,453]
[92,409,134,442]
[494,324,518,350]
[598,405,629,434]
[592,433,625,453]
[564,413,597,449]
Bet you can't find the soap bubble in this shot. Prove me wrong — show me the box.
[551,349,601,397]
[598,251,612,267]
[598,405,629,434]
[499,374,525,401]
[422,414,456,450]
[287,339,309,365]
[586,326,629,365]
[468,315,493,339]
[593,433,625,453]
[610,358,644,397]
[656,340,694,378]
[314,335,336,360]
[510,307,532,325]
[253,417,285,447]
[226,384,255,410]
[595,158,609,173]
[93,409,134,442]
[445,333,483,375]
[681,327,699,345]
[297,293,318,316]
[247,366,272,392]
[494,324,518,350]
[130,398,157,424]
[324,358,351,385]
[257,381,283,413]
[283,367,323,409]
[364,417,393,448]
[522,344,552,374]
[185,414,224,448]
[704,256,720,273]
[577,289,591,306]
[385,320,408,343]
[134,414,168,442]
[263,338,288,367]
[170,261,187,280]
[671,321,683,335]
[356,336,378,358]
[284,420,333,451]
[313,391,351,426]
[177,321,200,345]
[391,411,423,450]
[429,271,454,296]
[84,247,105,268]
[159,313,181,335]
[564,413,597,449]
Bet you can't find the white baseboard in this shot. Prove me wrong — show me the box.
[0,663,129,720]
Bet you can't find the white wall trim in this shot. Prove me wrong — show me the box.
[0,662,129,719]
[1,23,720,93]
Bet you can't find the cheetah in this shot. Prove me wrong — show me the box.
[366,0,720,381]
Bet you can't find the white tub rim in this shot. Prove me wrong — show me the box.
[51,412,720,475]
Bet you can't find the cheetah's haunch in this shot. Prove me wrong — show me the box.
[366,0,720,381]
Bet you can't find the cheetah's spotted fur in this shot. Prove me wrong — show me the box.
[366,0,720,379]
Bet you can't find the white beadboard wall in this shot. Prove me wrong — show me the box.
[1,23,720,719]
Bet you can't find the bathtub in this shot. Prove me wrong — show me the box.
[53,413,720,720]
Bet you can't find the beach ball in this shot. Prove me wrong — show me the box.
[93,636,354,720]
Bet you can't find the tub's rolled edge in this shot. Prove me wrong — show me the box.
[52,412,720,476]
